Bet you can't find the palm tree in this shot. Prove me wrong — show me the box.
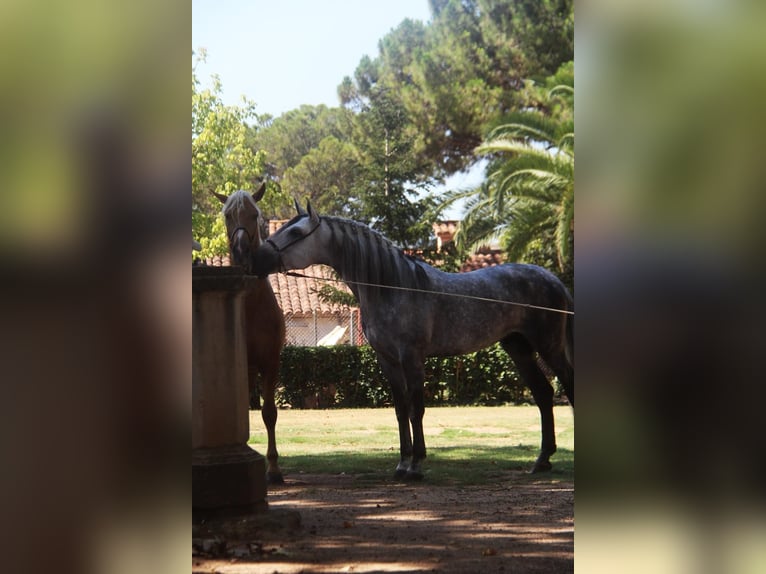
[441,65,573,277]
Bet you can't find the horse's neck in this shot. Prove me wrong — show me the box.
[322,222,378,307]
[322,219,428,310]
[322,250,367,305]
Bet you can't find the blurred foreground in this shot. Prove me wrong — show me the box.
[0,1,189,573]
[576,1,766,572]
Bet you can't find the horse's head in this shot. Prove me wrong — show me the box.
[213,181,267,274]
[252,199,322,278]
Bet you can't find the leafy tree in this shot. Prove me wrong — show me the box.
[442,62,574,285]
[347,87,436,248]
[247,104,354,217]
[192,50,263,257]
[418,240,466,274]
[228,0,574,267]
[192,50,285,258]
[341,0,574,177]
[281,136,359,217]
[247,0,573,249]
[481,0,574,79]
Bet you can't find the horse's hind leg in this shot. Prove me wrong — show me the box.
[502,334,557,473]
[545,352,574,408]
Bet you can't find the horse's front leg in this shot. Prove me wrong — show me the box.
[406,398,426,480]
[404,364,427,481]
[248,367,261,410]
[377,355,414,479]
[259,369,283,484]
[385,354,428,481]
[391,383,414,479]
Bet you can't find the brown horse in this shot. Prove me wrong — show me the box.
[213,183,286,483]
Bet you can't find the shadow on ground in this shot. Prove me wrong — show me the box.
[193,461,574,574]
[279,445,574,486]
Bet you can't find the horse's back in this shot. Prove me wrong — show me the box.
[430,263,570,308]
[418,263,571,357]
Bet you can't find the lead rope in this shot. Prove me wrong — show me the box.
[282,270,574,316]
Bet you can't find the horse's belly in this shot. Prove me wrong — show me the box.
[425,305,520,356]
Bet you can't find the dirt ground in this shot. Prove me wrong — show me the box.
[193,471,573,573]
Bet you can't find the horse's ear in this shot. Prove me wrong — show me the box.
[294,198,307,216]
[252,181,266,202]
[306,199,319,223]
[211,190,228,204]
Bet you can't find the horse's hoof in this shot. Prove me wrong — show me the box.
[528,460,552,474]
[267,472,285,484]
[404,470,424,481]
[393,468,408,480]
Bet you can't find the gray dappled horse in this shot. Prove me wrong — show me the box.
[253,201,573,480]
[212,183,286,483]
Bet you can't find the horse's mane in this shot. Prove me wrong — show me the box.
[322,216,431,296]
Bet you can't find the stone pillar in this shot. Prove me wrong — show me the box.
[192,266,266,519]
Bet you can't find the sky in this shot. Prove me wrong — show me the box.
[192,0,433,117]
[192,0,482,218]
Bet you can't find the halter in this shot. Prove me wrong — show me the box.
[229,225,257,247]
[265,216,321,253]
[263,216,321,274]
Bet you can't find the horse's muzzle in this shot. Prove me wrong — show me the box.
[251,243,282,278]
[232,246,252,273]
[228,228,254,273]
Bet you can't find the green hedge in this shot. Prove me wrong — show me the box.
[277,344,546,408]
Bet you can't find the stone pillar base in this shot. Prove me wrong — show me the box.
[193,444,267,521]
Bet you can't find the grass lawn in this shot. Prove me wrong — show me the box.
[248,405,573,486]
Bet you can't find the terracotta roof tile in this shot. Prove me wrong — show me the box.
[195,256,355,317]
[198,254,231,267]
